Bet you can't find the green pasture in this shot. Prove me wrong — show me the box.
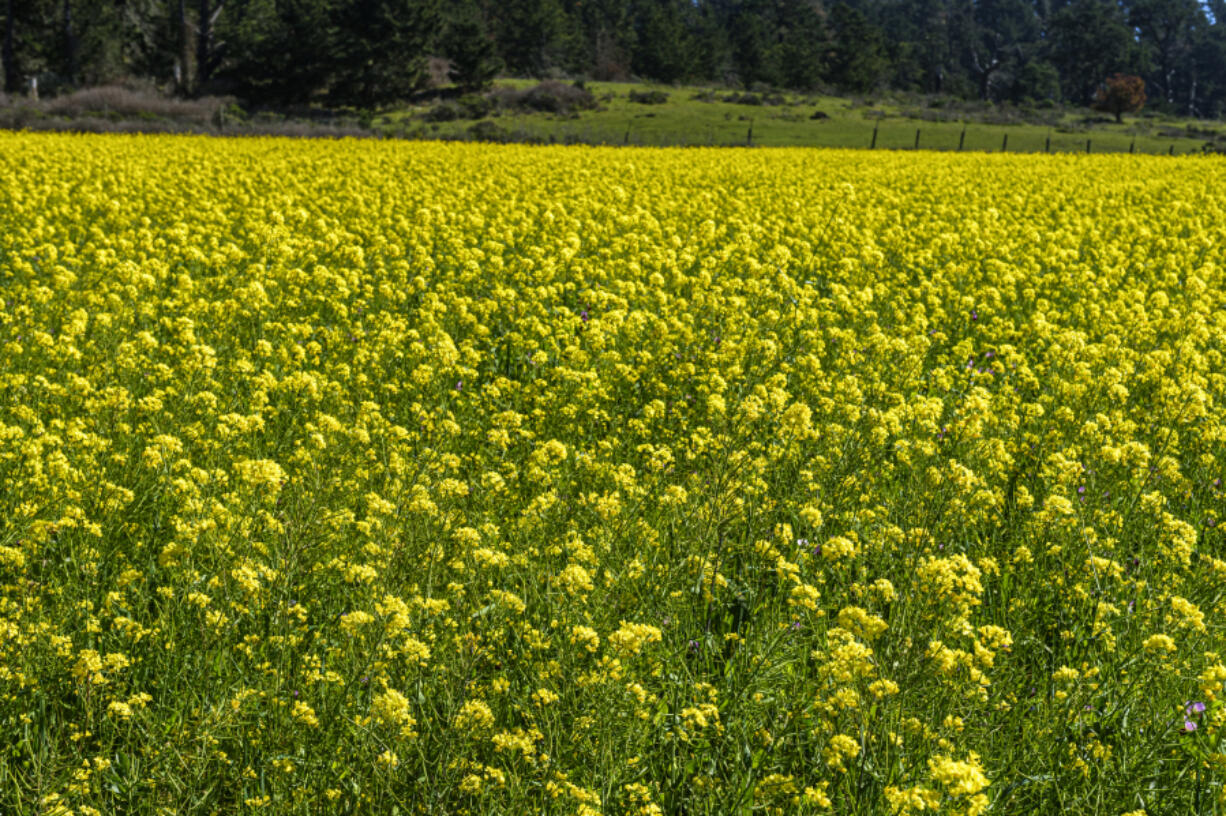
[383,79,1222,155]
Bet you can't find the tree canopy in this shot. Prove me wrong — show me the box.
[3,0,1225,117]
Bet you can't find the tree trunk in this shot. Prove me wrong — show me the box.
[63,0,79,84]
[197,0,210,87]
[196,0,224,88]
[971,50,1001,101]
[176,0,190,91]
[177,0,196,93]
[3,0,17,94]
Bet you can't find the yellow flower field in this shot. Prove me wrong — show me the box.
[1,134,1225,814]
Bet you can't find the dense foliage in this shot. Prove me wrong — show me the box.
[2,134,1226,814]
[4,0,1226,115]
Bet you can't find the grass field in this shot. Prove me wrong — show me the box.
[388,79,1224,155]
[2,135,1226,815]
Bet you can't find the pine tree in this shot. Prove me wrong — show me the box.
[444,3,501,92]
[220,0,334,104]
[492,0,564,76]
[329,0,440,106]
[728,0,781,87]
[827,3,886,92]
[632,0,697,83]
[777,0,827,90]
[1048,0,1134,105]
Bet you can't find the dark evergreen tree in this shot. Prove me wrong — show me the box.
[1189,0,1226,115]
[728,0,782,86]
[777,0,827,89]
[1048,0,1134,104]
[962,0,1041,99]
[558,0,634,79]
[220,0,333,104]
[827,3,887,91]
[444,2,501,91]
[690,0,734,82]
[328,0,439,106]
[491,0,564,76]
[2,0,57,92]
[895,0,960,93]
[1011,58,1062,101]
[1129,0,1198,107]
[632,0,696,84]
[118,0,179,84]
[2,0,14,92]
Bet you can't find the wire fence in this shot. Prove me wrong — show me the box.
[463,120,1219,156]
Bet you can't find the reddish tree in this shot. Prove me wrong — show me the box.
[1093,74,1146,123]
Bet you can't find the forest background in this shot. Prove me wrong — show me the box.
[3,0,1226,118]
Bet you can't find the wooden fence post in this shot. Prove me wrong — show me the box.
[915,128,921,150]
[871,124,878,149]
[1002,133,1008,152]
[958,128,966,151]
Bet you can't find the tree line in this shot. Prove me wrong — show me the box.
[4,0,1226,116]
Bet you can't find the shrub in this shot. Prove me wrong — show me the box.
[0,105,47,129]
[467,120,507,142]
[42,86,226,124]
[1185,124,1219,140]
[489,81,597,115]
[420,95,492,123]
[723,91,786,106]
[423,102,462,122]
[458,94,493,119]
[521,80,597,114]
[628,89,669,105]
[722,92,763,106]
